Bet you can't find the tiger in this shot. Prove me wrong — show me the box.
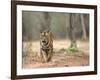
[40,30,53,62]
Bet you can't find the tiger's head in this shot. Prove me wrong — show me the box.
[40,31,50,46]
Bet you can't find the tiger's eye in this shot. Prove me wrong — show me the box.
[41,32,44,36]
[46,32,48,36]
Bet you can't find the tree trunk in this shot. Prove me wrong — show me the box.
[68,13,78,52]
[40,12,51,32]
[80,14,87,40]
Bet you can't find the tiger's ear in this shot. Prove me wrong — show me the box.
[47,30,49,33]
[40,29,43,33]
[40,31,42,36]
[40,30,42,33]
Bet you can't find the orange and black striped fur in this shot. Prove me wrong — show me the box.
[40,31,53,62]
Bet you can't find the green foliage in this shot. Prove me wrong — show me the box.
[67,42,78,53]
[24,42,33,57]
[27,42,32,51]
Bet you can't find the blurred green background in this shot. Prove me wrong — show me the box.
[22,11,89,41]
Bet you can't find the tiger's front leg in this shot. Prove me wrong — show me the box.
[47,49,53,62]
[40,49,48,63]
[40,49,44,62]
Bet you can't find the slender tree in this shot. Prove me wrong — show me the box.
[40,12,51,32]
[68,13,78,52]
[80,14,87,40]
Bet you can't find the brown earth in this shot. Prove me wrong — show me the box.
[22,40,89,69]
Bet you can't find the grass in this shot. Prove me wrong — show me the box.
[67,42,78,54]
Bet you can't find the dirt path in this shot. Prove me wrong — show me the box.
[22,40,89,69]
[22,49,89,68]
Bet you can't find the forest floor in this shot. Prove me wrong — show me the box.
[22,40,89,68]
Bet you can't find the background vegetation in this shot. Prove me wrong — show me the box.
[22,11,89,41]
